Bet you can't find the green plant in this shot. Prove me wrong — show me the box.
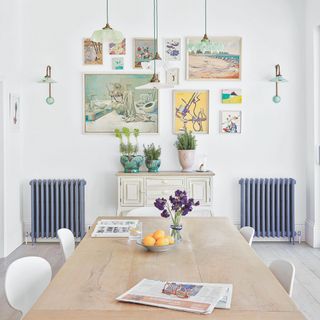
[114,127,140,158]
[143,143,161,161]
[175,130,197,150]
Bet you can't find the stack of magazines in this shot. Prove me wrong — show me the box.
[117,279,233,315]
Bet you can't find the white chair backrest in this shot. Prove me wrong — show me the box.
[57,228,75,261]
[127,207,160,217]
[269,259,295,297]
[240,226,255,246]
[5,256,52,316]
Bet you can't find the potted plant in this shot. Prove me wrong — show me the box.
[143,143,161,172]
[114,127,144,173]
[154,190,200,242]
[175,130,197,172]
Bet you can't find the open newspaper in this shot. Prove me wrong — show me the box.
[91,219,138,237]
[117,279,232,315]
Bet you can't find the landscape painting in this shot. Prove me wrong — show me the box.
[186,37,241,80]
[164,38,181,61]
[173,90,209,134]
[83,38,103,65]
[109,39,126,55]
[133,38,157,68]
[222,89,242,104]
[84,74,158,133]
[220,111,241,134]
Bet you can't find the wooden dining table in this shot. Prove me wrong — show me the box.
[25,217,305,320]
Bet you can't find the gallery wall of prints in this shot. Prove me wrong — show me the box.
[19,0,307,230]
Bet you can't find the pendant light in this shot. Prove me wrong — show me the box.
[91,0,124,43]
[137,0,172,89]
[201,0,209,44]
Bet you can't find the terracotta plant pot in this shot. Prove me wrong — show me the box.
[178,150,195,172]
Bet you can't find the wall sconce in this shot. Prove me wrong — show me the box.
[38,65,56,105]
[270,64,288,103]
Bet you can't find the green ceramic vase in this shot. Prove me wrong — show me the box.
[145,159,161,172]
[120,155,144,173]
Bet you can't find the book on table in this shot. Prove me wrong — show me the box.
[117,279,233,315]
[91,219,139,238]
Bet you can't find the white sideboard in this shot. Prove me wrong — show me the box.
[116,171,215,216]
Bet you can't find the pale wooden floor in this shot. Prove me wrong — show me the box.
[0,242,319,320]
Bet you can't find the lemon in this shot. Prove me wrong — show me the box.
[165,236,175,245]
[155,237,170,246]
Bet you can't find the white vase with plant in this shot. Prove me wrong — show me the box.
[175,130,197,172]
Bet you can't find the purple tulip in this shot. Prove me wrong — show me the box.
[161,209,170,218]
[154,198,167,211]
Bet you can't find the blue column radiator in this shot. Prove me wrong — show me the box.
[239,178,296,242]
[30,179,86,243]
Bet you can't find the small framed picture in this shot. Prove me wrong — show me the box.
[164,38,181,61]
[220,111,242,134]
[9,93,21,129]
[166,68,179,85]
[133,38,156,68]
[221,89,242,104]
[109,39,126,55]
[112,57,124,70]
[83,38,103,65]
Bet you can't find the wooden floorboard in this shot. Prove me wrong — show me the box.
[0,242,319,320]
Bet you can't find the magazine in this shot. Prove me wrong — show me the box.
[91,219,139,238]
[116,279,233,314]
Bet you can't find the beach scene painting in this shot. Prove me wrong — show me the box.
[84,74,158,134]
[220,111,241,134]
[83,38,103,65]
[222,89,242,104]
[133,38,157,68]
[173,90,209,134]
[186,37,241,80]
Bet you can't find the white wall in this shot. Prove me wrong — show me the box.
[0,0,23,256]
[305,0,320,247]
[19,0,307,235]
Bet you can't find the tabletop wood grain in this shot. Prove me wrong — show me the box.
[24,217,305,320]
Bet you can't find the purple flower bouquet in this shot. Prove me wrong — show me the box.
[154,190,200,242]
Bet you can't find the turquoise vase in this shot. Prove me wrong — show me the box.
[145,159,161,172]
[120,155,144,173]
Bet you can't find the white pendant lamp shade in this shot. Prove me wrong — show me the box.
[91,25,124,43]
[91,0,124,43]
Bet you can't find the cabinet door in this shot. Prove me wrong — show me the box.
[187,178,211,205]
[121,178,144,206]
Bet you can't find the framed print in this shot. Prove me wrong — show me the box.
[173,90,209,134]
[9,93,20,129]
[83,38,103,65]
[112,57,124,70]
[133,38,157,68]
[164,38,181,61]
[109,39,126,55]
[220,111,242,134]
[186,36,242,80]
[221,89,242,104]
[84,73,158,134]
[166,68,179,85]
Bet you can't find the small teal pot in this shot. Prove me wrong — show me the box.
[145,159,161,172]
[120,155,144,173]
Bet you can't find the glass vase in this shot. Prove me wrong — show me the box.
[170,224,183,243]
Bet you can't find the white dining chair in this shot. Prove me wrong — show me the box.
[5,256,52,316]
[127,207,160,217]
[240,226,255,246]
[57,228,75,261]
[269,259,295,297]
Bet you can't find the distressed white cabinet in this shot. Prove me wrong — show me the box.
[117,171,215,216]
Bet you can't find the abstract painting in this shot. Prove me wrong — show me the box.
[133,38,157,68]
[109,39,126,55]
[222,89,242,104]
[83,38,103,65]
[186,37,242,80]
[166,68,179,85]
[84,74,158,134]
[173,90,209,134]
[164,38,181,61]
[112,57,124,70]
[220,111,241,134]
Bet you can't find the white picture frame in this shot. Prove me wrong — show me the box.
[166,68,179,85]
[220,110,242,134]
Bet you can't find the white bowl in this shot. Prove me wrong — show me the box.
[136,239,177,252]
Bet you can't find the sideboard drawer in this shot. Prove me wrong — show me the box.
[146,178,185,189]
[146,190,177,205]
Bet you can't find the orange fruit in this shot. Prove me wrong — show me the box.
[165,236,175,245]
[143,236,156,246]
[153,230,165,240]
[155,237,170,246]
[146,233,154,238]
